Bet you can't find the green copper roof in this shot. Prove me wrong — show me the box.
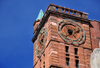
[36,9,44,21]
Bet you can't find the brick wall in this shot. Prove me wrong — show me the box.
[33,14,94,68]
[90,20,100,50]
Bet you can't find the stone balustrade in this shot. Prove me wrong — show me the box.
[46,4,88,19]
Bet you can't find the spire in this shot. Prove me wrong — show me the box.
[36,9,44,21]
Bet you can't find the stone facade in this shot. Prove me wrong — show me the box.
[32,4,100,68]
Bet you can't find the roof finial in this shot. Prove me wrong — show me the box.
[36,9,44,21]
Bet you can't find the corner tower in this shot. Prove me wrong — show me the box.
[32,4,100,68]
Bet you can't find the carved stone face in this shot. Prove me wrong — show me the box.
[57,19,85,44]
[90,48,100,68]
[35,27,47,57]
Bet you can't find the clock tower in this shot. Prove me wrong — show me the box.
[32,4,100,68]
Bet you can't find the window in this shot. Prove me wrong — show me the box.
[40,59,41,62]
[43,65,45,68]
[66,58,69,66]
[65,46,69,53]
[43,61,45,64]
[75,48,78,55]
[66,54,69,56]
[76,60,79,68]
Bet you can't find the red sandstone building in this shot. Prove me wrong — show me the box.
[32,4,100,68]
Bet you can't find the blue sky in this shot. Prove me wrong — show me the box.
[0,0,100,68]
